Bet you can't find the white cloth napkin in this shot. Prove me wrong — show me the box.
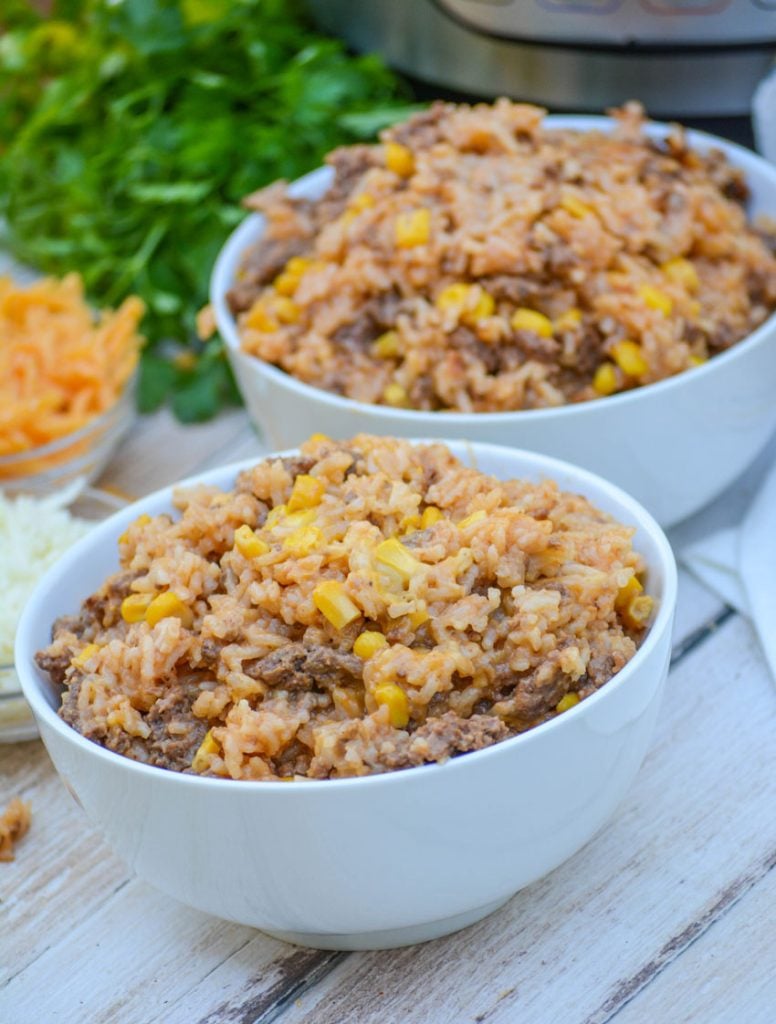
[679,441,776,682]
[681,87,776,678]
[753,66,776,165]
[679,90,776,679]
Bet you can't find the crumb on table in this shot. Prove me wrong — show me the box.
[0,797,31,862]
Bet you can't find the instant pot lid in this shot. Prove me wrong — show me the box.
[436,0,776,48]
[309,0,776,117]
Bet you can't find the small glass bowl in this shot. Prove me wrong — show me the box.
[0,374,136,498]
[1,487,129,742]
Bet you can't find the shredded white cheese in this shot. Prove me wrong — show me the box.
[0,489,91,686]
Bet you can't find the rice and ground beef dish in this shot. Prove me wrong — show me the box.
[36,435,654,780]
[227,101,776,413]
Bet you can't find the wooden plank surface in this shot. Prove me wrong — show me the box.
[1,412,773,1024]
[264,615,776,1024]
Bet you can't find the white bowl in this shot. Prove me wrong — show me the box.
[16,441,676,950]
[212,116,776,528]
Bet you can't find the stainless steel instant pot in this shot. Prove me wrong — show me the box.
[310,0,776,116]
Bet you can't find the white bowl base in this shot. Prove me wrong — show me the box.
[260,895,512,950]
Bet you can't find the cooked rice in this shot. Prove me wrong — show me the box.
[37,436,653,780]
[229,101,776,412]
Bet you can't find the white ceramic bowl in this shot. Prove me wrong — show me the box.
[16,441,676,950]
[212,116,776,528]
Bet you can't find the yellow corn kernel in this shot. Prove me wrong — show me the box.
[374,682,410,728]
[638,284,673,316]
[118,512,150,545]
[395,208,430,248]
[511,308,554,338]
[288,474,325,511]
[399,513,422,535]
[458,509,487,530]
[618,577,642,606]
[349,192,375,213]
[313,580,361,629]
[561,195,592,219]
[621,594,654,631]
[421,506,443,528]
[145,592,194,629]
[385,141,415,177]
[556,692,580,713]
[192,729,219,773]
[234,524,269,559]
[611,340,649,377]
[383,383,410,407]
[661,257,699,291]
[71,644,99,670]
[374,330,401,358]
[121,592,154,623]
[436,283,471,312]
[354,630,389,659]
[593,362,619,396]
[374,537,420,582]
[466,289,495,323]
[284,509,317,529]
[245,300,278,333]
[286,257,311,275]
[615,575,643,612]
[283,525,324,556]
[308,432,330,444]
[273,271,300,297]
[554,307,582,332]
[689,355,707,367]
[409,606,430,629]
[272,297,300,324]
[265,504,288,529]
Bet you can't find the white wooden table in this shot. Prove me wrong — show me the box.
[2,410,774,1024]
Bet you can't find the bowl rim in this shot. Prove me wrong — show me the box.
[15,438,678,792]
[211,113,776,425]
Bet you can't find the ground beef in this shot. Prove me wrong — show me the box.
[227,236,310,315]
[482,275,535,306]
[145,688,208,771]
[331,316,377,353]
[449,326,501,375]
[279,453,317,479]
[512,329,562,364]
[50,611,89,642]
[247,643,363,692]
[35,646,75,686]
[308,711,511,778]
[387,102,448,150]
[324,145,378,205]
[89,572,135,629]
[402,713,510,764]
[330,297,393,353]
[59,674,207,773]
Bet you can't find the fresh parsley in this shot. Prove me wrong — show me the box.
[0,0,413,420]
